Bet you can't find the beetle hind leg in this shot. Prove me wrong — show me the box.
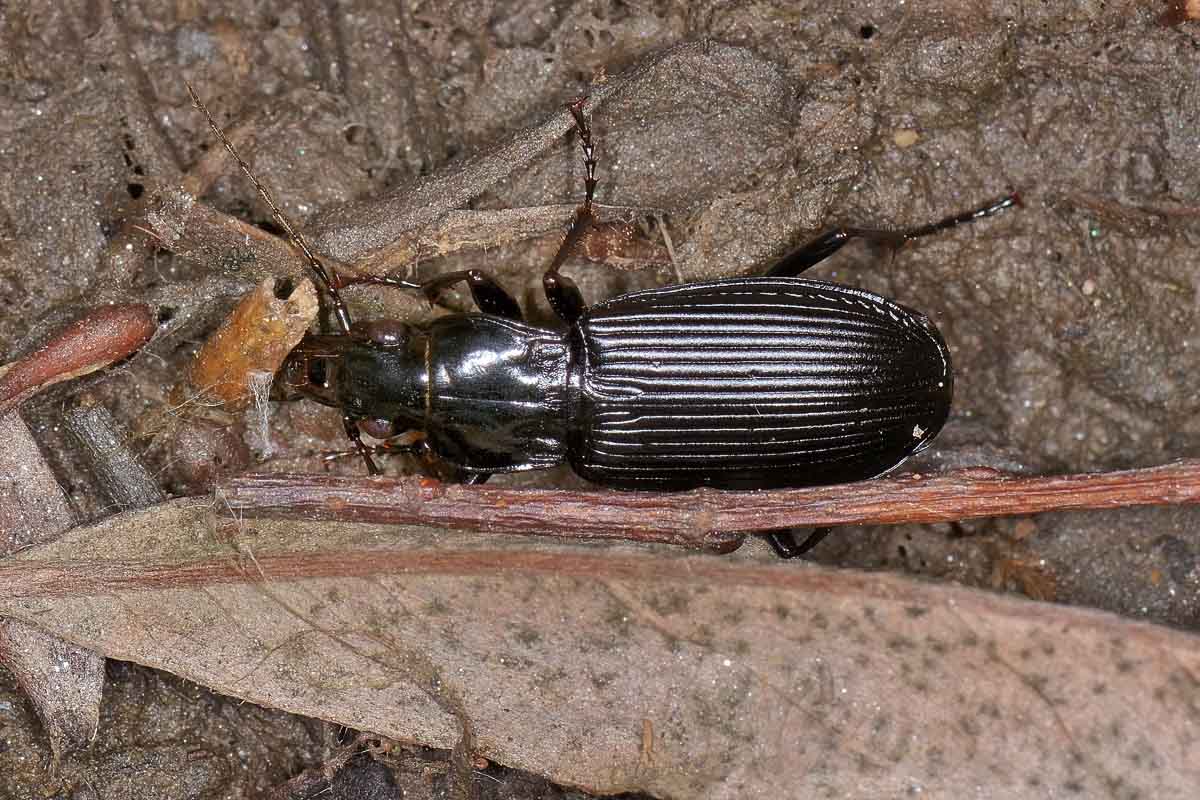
[764,528,833,559]
[768,193,1020,277]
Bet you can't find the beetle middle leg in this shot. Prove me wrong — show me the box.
[767,193,1020,277]
[337,98,603,325]
[324,431,493,484]
[542,97,597,325]
[352,97,601,326]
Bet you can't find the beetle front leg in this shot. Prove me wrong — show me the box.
[419,270,524,321]
[768,193,1019,277]
[341,413,382,475]
[338,268,524,322]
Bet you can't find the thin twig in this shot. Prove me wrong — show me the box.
[141,186,314,284]
[63,404,166,512]
[143,186,663,282]
[349,203,669,276]
[217,460,1200,550]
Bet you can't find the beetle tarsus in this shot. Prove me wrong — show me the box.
[899,192,1020,240]
[566,97,597,211]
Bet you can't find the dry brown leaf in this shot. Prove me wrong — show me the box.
[1,499,1197,797]
[0,414,104,759]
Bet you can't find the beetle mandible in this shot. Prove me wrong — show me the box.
[188,87,1016,558]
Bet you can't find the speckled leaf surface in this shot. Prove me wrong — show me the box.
[1,501,1196,798]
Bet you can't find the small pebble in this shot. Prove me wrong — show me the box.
[893,129,920,148]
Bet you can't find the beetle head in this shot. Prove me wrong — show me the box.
[275,335,346,408]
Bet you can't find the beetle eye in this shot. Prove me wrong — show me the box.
[307,359,328,387]
[359,418,396,439]
[354,319,411,348]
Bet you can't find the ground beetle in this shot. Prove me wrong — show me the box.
[189,87,1016,558]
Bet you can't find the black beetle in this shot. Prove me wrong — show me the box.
[189,88,1016,557]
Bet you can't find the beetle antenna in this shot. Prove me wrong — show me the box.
[186,83,354,334]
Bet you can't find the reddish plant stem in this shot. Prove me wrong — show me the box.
[0,304,155,416]
[218,460,1200,551]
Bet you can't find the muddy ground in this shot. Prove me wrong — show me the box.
[2,1,1200,798]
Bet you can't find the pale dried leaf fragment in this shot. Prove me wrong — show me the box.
[350,204,667,276]
[1162,0,1200,24]
[184,277,318,412]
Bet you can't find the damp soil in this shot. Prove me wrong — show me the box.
[2,1,1200,798]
